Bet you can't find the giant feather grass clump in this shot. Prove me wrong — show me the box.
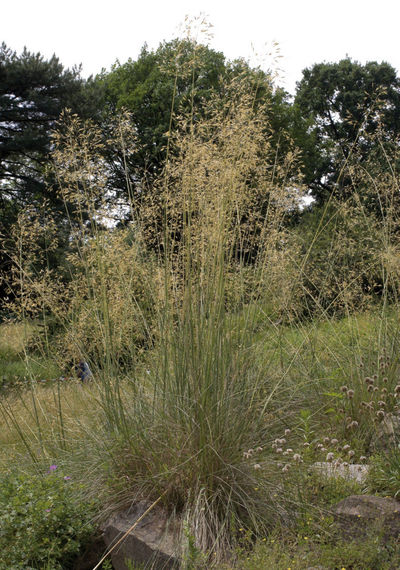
[0,37,307,562]
[98,64,306,559]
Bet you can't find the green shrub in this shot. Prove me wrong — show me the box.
[0,465,97,569]
[297,200,382,317]
[55,227,159,369]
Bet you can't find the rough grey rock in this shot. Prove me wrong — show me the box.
[333,494,400,539]
[102,501,181,570]
[312,462,369,483]
[371,414,400,452]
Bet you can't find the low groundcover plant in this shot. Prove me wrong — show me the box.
[0,464,97,570]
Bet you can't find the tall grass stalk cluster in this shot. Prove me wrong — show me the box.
[3,32,400,566]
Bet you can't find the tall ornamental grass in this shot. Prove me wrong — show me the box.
[96,70,306,559]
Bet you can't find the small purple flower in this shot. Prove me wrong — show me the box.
[45,508,51,512]
[64,476,71,480]
[49,465,57,471]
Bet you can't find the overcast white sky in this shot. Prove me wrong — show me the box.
[2,0,400,94]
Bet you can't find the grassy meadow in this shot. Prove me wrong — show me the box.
[2,42,400,569]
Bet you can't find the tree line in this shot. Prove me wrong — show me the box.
[1,38,400,311]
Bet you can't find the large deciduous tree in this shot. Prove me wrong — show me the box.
[96,39,303,222]
[96,39,230,207]
[295,58,400,203]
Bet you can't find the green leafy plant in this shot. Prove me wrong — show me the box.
[0,465,97,569]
